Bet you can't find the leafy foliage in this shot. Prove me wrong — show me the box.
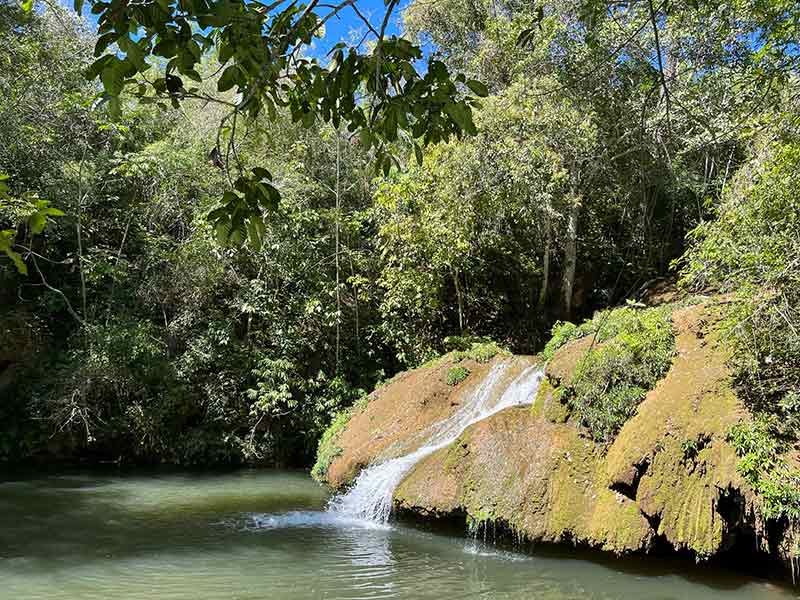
[4,0,800,476]
[310,410,349,482]
[453,341,506,364]
[0,174,64,274]
[311,395,369,482]
[728,417,800,521]
[681,130,800,524]
[550,305,676,442]
[62,0,490,240]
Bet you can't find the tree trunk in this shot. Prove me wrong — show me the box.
[452,267,464,333]
[538,199,551,311]
[562,194,580,319]
[76,153,88,321]
[334,132,341,374]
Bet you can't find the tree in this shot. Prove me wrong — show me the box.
[10,0,490,247]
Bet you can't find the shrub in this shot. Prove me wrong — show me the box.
[728,417,800,521]
[311,410,351,482]
[470,341,502,363]
[542,321,580,360]
[543,301,653,361]
[447,366,471,386]
[554,305,676,442]
[310,388,371,482]
[452,340,507,364]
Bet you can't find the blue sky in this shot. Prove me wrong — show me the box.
[311,0,406,57]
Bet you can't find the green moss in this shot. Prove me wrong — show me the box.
[311,396,370,482]
[466,507,495,533]
[443,432,472,472]
[530,379,551,418]
[446,365,471,386]
[543,386,570,423]
[417,354,446,370]
[552,304,676,442]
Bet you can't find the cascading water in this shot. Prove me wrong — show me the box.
[327,360,544,524]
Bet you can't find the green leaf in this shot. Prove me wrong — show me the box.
[29,212,46,235]
[465,79,489,98]
[217,65,239,92]
[444,101,474,134]
[247,218,263,250]
[86,55,114,80]
[153,39,178,58]
[118,36,147,71]
[184,69,202,83]
[0,230,26,275]
[20,0,33,13]
[252,167,272,181]
[101,63,125,96]
[214,219,231,245]
[95,32,118,57]
[108,96,122,119]
[413,143,423,166]
[4,248,27,275]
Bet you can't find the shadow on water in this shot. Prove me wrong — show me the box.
[0,467,796,599]
[394,509,797,596]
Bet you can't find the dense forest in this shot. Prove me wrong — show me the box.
[0,0,798,474]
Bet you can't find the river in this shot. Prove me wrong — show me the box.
[0,469,794,599]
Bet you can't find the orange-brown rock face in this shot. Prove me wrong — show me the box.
[325,355,537,488]
[325,300,784,565]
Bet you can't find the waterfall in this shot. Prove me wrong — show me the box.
[327,360,544,524]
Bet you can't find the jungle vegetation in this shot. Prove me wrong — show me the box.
[0,0,798,473]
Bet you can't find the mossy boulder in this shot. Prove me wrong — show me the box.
[322,299,790,572]
[395,405,653,554]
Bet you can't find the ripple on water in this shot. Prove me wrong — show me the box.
[224,510,392,531]
[1,471,796,600]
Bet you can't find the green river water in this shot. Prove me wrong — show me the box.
[0,469,794,599]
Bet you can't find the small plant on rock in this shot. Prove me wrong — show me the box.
[447,366,471,386]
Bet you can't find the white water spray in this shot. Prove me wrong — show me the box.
[327,360,544,524]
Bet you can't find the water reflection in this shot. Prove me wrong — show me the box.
[0,469,795,600]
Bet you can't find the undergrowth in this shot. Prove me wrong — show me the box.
[680,141,800,529]
[728,416,800,521]
[420,337,509,370]
[453,341,506,363]
[546,304,676,442]
[311,394,370,482]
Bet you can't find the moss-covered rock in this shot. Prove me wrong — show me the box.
[322,299,791,572]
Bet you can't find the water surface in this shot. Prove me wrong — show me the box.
[0,469,793,599]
